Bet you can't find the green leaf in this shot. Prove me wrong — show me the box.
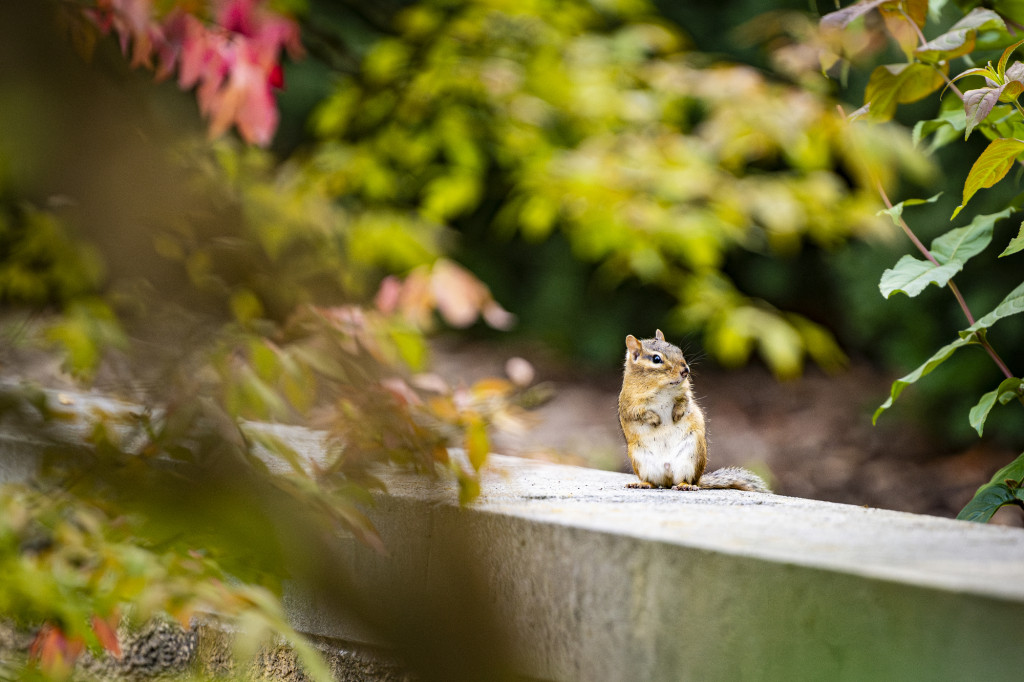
[878,254,964,298]
[999,221,1024,256]
[953,138,1024,218]
[421,173,481,222]
[943,66,996,102]
[518,194,559,241]
[956,482,1020,522]
[389,327,429,371]
[820,0,888,31]
[915,27,977,63]
[987,0,1024,25]
[957,451,1024,523]
[986,103,1024,140]
[45,298,127,380]
[914,8,1003,64]
[949,8,1004,32]
[997,36,1024,79]
[876,192,941,226]
[985,450,1024,487]
[964,279,1024,334]
[230,289,265,325]
[996,376,1024,404]
[913,110,965,152]
[970,389,999,436]
[873,335,976,423]
[363,38,412,85]
[930,207,1012,264]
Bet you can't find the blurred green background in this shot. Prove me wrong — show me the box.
[2,0,1023,447]
[6,2,1024,676]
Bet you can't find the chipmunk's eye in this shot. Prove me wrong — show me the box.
[651,354,662,364]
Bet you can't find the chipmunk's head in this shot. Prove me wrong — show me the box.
[623,329,691,386]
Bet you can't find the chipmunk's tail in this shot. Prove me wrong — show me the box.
[698,466,772,493]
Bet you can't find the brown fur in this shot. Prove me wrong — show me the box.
[618,330,770,493]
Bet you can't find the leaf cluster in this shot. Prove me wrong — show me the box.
[0,202,104,308]
[305,0,929,377]
[0,3,538,676]
[822,0,1024,522]
[0,481,332,680]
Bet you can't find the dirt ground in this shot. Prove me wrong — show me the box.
[431,337,1024,527]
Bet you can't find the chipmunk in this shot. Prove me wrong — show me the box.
[618,330,771,493]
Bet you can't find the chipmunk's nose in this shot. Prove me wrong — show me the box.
[680,366,689,378]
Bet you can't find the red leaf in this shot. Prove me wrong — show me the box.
[268,63,284,89]
[82,0,302,146]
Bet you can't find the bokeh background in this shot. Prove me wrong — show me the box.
[4,0,1024,677]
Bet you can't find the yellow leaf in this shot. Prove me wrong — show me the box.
[954,138,1024,218]
[230,289,264,325]
[464,416,489,471]
[864,62,947,122]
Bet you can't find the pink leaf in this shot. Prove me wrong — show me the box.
[430,260,487,328]
[82,0,301,146]
[375,276,403,315]
[232,48,279,145]
[218,0,257,36]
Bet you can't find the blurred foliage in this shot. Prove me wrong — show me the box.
[0,0,530,677]
[1,0,1011,676]
[820,0,1024,521]
[303,0,931,376]
[0,480,332,680]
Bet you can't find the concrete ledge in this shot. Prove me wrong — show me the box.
[2,387,1024,680]
[323,455,1024,681]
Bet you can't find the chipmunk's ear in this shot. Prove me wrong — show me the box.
[655,329,665,342]
[625,334,642,361]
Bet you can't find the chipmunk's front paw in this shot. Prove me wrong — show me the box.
[626,481,654,489]
[671,483,701,491]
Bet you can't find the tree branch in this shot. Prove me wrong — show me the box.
[875,181,1015,379]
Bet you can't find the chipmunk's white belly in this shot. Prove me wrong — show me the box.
[631,393,699,487]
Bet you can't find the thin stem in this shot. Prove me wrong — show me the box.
[898,8,929,48]
[875,181,1015,379]
[875,180,939,264]
[937,67,964,101]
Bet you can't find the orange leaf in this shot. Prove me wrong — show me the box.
[472,377,514,398]
[91,613,122,659]
[172,606,196,631]
[31,624,81,678]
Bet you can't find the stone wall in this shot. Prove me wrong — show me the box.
[2,387,1024,680]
